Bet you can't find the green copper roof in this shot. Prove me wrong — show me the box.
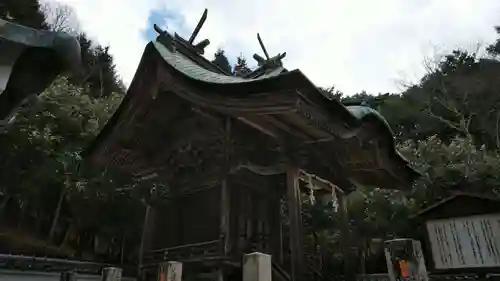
[346,105,394,134]
[345,105,417,177]
[153,40,285,84]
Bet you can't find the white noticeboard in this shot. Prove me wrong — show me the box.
[426,214,500,269]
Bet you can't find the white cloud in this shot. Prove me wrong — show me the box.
[53,0,500,94]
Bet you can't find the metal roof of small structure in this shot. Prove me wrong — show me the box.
[410,191,500,219]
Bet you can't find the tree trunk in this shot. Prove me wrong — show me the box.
[59,222,73,250]
[48,182,67,241]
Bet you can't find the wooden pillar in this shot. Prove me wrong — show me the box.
[220,178,230,254]
[278,207,284,264]
[338,193,355,281]
[102,267,123,281]
[137,203,152,278]
[220,116,232,255]
[243,252,272,281]
[216,269,224,281]
[157,261,183,281]
[286,167,303,281]
[272,196,284,264]
[173,185,182,246]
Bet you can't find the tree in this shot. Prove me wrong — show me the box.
[487,26,500,56]
[84,46,124,98]
[0,77,136,258]
[233,55,252,76]
[40,2,79,35]
[0,0,152,263]
[211,49,232,74]
[371,47,500,149]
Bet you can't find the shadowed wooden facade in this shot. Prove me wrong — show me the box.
[85,9,419,281]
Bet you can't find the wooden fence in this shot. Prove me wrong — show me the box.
[0,254,135,281]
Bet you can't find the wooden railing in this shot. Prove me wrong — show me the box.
[0,254,134,280]
[0,254,110,274]
[143,240,222,267]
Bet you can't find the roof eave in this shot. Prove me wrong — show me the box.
[85,41,420,192]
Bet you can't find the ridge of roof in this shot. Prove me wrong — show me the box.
[151,40,289,84]
[170,33,232,75]
[152,12,287,81]
[410,191,500,219]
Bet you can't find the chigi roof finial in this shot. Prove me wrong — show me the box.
[188,9,207,44]
[153,8,210,54]
[179,8,210,54]
[253,33,286,68]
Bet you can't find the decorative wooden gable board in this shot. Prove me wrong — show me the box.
[426,214,500,269]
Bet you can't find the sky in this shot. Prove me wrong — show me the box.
[51,0,500,95]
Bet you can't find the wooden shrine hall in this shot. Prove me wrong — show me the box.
[85,9,419,281]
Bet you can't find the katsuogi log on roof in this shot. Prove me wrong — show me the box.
[0,19,81,121]
[85,12,419,191]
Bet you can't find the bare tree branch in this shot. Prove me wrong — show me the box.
[41,2,80,35]
[426,108,462,132]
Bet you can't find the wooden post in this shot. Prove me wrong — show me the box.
[137,203,151,278]
[102,267,123,281]
[157,261,183,281]
[120,234,125,266]
[274,196,284,264]
[243,252,272,281]
[278,210,283,264]
[384,239,428,281]
[286,167,302,281]
[220,116,232,255]
[216,269,225,281]
[220,178,230,254]
[338,192,355,281]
